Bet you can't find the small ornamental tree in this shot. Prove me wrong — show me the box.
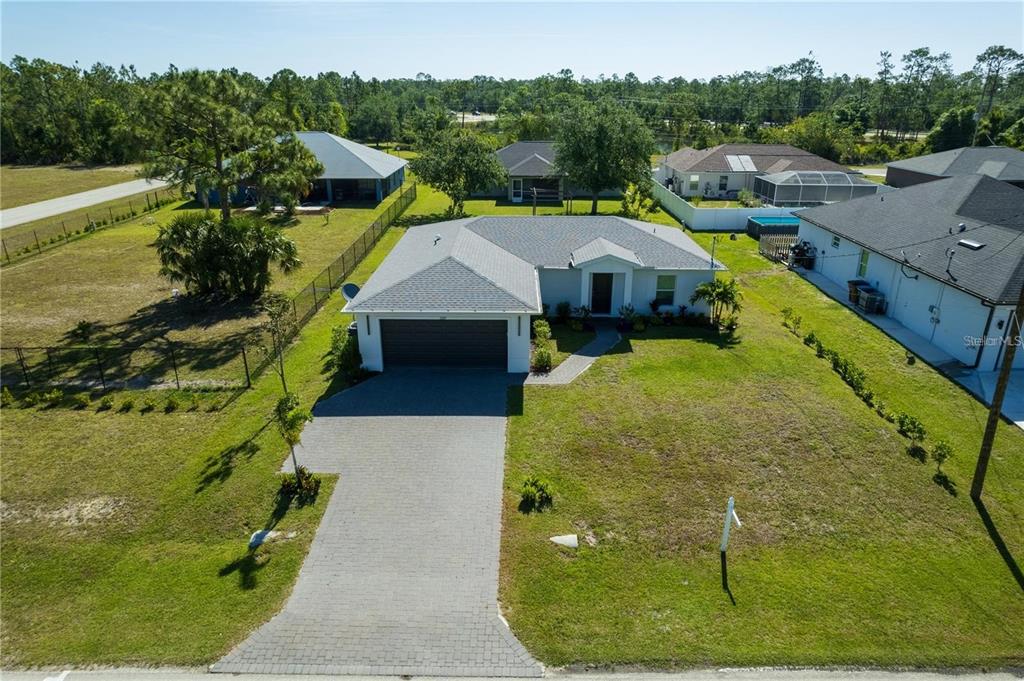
[410,129,506,217]
[689,278,743,327]
[931,439,953,473]
[275,393,312,475]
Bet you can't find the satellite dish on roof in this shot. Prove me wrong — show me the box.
[341,282,361,301]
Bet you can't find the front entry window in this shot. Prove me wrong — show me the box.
[655,275,676,307]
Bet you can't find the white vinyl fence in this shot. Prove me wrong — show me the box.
[651,182,796,232]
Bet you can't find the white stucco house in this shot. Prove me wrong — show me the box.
[660,143,855,199]
[796,174,1024,372]
[343,216,724,372]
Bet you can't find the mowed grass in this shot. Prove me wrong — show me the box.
[1,188,412,348]
[501,234,1024,668]
[0,222,403,667]
[0,164,140,209]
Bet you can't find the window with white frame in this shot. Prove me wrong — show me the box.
[857,249,869,277]
[831,235,841,249]
[654,275,676,307]
[718,175,729,191]
[688,174,699,191]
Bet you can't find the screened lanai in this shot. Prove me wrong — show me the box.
[753,171,880,207]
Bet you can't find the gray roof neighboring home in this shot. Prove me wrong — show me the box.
[886,146,1024,183]
[345,216,723,314]
[294,131,407,180]
[798,174,1024,305]
[665,143,852,174]
[496,141,561,177]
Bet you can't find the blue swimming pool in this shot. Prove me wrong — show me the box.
[746,215,800,237]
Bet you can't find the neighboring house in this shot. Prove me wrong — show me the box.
[202,131,407,206]
[796,174,1024,372]
[344,216,724,372]
[495,141,565,202]
[662,144,853,199]
[885,145,1024,189]
[752,170,883,207]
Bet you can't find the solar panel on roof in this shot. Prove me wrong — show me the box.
[739,155,757,171]
[725,155,745,171]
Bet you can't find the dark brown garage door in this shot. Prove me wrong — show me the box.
[380,319,507,367]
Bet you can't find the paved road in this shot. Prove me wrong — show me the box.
[0,178,169,229]
[212,369,541,677]
[4,669,1020,680]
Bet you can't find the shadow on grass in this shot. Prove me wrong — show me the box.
[906,444,927,463]
[932,471,958,496]
[218,481,320,590]
[196,438,262,493]
[973,496,1024,593]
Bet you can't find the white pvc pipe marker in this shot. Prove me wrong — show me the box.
[720,496,742,552]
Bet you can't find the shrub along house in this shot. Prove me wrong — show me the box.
[343,216,724,372]
[201,131,407,206]
[796,174,1024,372]
[885,146,1024,189]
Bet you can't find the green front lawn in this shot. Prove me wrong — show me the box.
[1,164,141,209]
[501,234,1024,668]
[548,322,597,369]
[0,222,407,666]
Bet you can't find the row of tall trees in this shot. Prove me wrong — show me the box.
[2,45,1022,165]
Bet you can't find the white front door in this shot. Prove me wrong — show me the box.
[511,178,523,203]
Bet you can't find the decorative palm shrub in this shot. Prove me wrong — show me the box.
[520,475,554,512]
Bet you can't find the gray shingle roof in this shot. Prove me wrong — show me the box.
[344,216,724,314]
[496,141,560,177]
[886,146,1024,182]
[798,174,1024,304]
[345,219,541,313]
[665,143,851,174]
[571,237,643,266]
[466,216,723,270]
[294,131,407,180]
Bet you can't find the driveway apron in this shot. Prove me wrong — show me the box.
[212,369,541,677]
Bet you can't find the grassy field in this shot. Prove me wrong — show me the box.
[1,164,140,209]
[1,189,412,349]
[501,233,1024,668]
[0,219,408,666]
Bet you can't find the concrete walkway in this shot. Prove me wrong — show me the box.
[0,178,168,229]
[798,268,1024,430]
[526,325,620,385]
[213,369,541,677]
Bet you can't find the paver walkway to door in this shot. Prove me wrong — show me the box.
[212,369,541,677]
[526,324,621,386]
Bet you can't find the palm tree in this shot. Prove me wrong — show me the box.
[689,278,743,326]
[275,393,312,474]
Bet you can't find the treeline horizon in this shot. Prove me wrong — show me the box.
[2,45,1022,166]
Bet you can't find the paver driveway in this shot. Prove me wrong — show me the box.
[212,369,541,677]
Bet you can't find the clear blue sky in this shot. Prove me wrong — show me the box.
[2,1,1021,80]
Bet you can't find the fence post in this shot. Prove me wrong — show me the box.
[45,348,56,381]
[62,221,69,241]
[2,238,9,262]
[327,263,333,288]
[33,230,41,252]
[15,348,31,388]
[93,349,107,391]
[128,200,134,215]
[146,194,152,211]
[240,345,252,389]
[292,299,299,325]
[168,344,181,390]
[311,281,320,311]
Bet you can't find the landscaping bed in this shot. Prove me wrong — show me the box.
[500,234,1024,668]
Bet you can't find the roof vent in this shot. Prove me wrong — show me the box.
[958,222,967,232]
[433,234,442,245]
[958,239,984,250]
